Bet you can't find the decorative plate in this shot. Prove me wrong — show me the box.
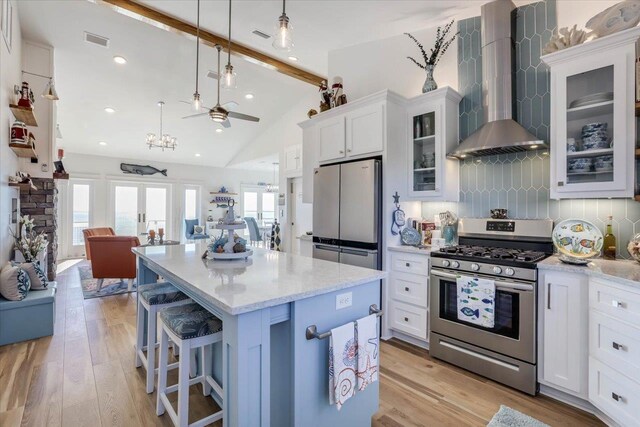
[552,219,603,260]
[569,92,613,109]
[401,227,421,246]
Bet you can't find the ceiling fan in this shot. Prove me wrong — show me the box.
[181,45,260,127]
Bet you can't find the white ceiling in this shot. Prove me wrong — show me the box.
[16,0,495,168]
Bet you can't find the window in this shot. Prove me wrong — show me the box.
[72,184,90,245]
[185,188,197,219]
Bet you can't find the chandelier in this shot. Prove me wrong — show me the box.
[147,101,177,150]
[266,162,279,193]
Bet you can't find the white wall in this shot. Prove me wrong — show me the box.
[0,5,22,264]
[58,152,271,257]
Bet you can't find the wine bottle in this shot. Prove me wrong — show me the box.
[603,215,616,260]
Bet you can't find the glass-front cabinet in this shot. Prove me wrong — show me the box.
[406,87,462,201]
[542,28,640,199]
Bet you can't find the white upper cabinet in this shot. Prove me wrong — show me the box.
[406,87,462,201]
[345,103,384,157]
[284,144,302,177]
[541,28,640,199]
[539,270,588,398]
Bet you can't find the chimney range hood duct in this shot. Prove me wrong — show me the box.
[449,0,545,159]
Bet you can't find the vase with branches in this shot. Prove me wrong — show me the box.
[405,20,458,93]
[11,215,47,262]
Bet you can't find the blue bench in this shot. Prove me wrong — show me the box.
[0,282,57,346]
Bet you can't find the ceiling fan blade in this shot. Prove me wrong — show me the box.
[221,101,239,110]
[221,119,231,128]
[227,111,260,122]
[182,112,210,119]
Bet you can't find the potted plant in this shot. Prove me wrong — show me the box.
[405,20,458,93]
[11,215,47,263]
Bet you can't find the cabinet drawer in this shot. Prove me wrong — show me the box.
[590,310,640,381]
[390,272,428,308]
[590,278,640,325]
[589,357,640,427]
[389,301,427,340]
[390,252,429,276]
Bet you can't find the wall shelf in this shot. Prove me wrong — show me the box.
[567,148,614,158]
[566,100,613,122]
[9,104,38,127]
[210,192,238,195]
[53,172,69,180]
[9,143,37,159]
[8,182,31,190]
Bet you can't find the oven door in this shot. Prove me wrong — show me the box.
[429,268,536,363]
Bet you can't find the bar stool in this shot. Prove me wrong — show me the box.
[156,302,224,427]
[136,282,192,393]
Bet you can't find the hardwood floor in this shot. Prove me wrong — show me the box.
[0,261,603,427]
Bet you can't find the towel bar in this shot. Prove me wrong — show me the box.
[305,304,383,341]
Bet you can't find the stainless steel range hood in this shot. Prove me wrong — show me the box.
[449,0,545,159]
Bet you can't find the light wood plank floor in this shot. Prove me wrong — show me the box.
[0,261,603,427]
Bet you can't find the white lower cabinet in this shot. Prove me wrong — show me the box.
[589,357,640,427]
[387,251,429,343]
[540,271,589,397]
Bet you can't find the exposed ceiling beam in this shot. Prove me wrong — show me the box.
[96,0,326,87]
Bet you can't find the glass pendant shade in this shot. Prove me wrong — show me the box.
[192,92,201,111]
[272,15,293,51]
[221,64,237,89]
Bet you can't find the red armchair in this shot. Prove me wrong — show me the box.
[83,228,140,292]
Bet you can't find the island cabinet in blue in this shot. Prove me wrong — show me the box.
[134,243,386,427]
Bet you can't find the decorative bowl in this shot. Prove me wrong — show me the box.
[594,155,614,172]
[568,158,592,173]
[552,219,603,260]
[627,233,640,264]
[401,227,422,246]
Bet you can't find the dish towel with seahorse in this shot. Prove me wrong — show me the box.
[356,314,379,392]
[457,275,495,328]
[329,322,357,410]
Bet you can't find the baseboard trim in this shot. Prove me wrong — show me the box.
[539,385,620,427]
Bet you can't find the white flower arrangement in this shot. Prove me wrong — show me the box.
[11,215,47,262]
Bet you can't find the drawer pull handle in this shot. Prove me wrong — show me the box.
[405,262,411,267]
[404,287,410,292]
[612,300,624,308]
[404,317,409,322]
[612,392,624,402]
[612,342,625,351]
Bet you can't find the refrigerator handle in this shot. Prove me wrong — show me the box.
[315,244,340,253]
[341,248,372,257]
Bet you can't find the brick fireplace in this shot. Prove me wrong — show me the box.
[19,178,58,281]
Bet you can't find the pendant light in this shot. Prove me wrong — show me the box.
[272,0,293,51]
[221,0,237,90]
[147,101,177,151]
[42,78,59,101]
[266,162,279,193]
[192,0,202,110]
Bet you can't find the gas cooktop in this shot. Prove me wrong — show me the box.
[434,245,548,264]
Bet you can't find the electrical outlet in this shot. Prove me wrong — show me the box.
[336,292,352,310]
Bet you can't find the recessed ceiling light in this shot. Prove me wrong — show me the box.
[104,107,115,113]
[195,153,201,157]
[113,55,127,64]
[215,128,223,133]
[99,141,107,146]
[245,93,254,99]
[288,56,298,61]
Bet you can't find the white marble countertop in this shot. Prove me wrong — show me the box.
[296,234,313,241]
[539,255,640,288]
[387,245,437,255]
[133,243,386,315]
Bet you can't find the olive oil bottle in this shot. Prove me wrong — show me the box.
[603,215,616,260]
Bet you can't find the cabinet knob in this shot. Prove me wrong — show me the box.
[405,262,410,267]
[612,392,624,402]
[404,287,410,292]
[612,300,624,308]
[612,342,625,351]
[347,149,352,153]
[557,181,564,187]
[339,150,344,154]
[404,317,409,322]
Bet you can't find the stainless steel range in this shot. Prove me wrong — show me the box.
[429,218,554,395]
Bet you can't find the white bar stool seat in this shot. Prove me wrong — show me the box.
[156,302,224,427]
[136,282,192,393]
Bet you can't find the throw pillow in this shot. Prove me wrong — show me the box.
[193,225,205,236]
[12,261,47,290]
[0,263,32,301]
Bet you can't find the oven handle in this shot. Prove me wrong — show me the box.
[430,269,534,292]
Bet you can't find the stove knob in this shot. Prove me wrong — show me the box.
[471,263,480,271]
[451,261,460,268]
[505,267,515,276]
[493,266,502,274]
[441,260,450,267]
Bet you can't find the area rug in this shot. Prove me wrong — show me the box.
[78,264,137,299]
[487,406,550,427]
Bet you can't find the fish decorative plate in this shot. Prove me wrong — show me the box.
[552,219,603,261]
[401,227,422,246]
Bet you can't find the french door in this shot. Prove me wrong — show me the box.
[66,179,95,258]
[110,182,171,238]
[241,185,276,226]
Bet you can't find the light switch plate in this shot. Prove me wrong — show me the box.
[336,292,352,310]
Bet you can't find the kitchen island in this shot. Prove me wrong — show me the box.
[133,243,386,427]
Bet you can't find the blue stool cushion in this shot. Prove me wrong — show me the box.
[139,283,189,306]
[159,303,223,340]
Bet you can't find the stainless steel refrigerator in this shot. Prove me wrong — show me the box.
[312,159,381,270]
